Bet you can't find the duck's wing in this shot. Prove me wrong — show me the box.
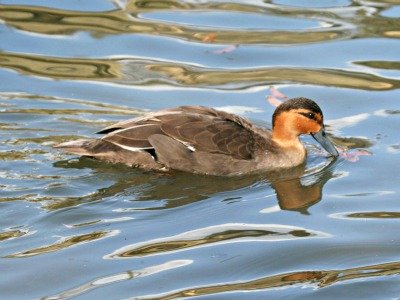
[101,107,258,160]
[97,106,222,134]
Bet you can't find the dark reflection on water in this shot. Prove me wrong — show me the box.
[272,164,333,212]
[52,155,337,212]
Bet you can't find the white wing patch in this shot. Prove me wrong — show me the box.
[112,143,152,152]
[186,144,196,152]
[177,140,196,152]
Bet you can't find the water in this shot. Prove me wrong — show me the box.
[0,0,400,299]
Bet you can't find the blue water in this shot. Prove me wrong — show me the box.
[0,1,400,299]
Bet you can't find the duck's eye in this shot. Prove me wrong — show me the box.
[299,112,316,120]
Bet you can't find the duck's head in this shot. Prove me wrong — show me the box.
[272,97,339,156]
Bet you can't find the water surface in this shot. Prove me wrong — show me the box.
[1,0,400,299]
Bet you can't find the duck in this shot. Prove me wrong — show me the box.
[55,97,338,176]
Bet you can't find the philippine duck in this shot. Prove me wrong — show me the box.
[55,97,338,176]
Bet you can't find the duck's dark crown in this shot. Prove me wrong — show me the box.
[272,97,323,128]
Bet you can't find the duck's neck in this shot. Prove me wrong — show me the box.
[272,127,306,158]
[270,112,307,165]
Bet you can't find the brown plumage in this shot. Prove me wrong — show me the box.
[55,98,338,176]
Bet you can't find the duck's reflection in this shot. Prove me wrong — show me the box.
[267,160,335,213]
[52,156,337,213]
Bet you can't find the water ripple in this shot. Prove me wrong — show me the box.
[5,230,119,258]
[137,260,400,299]
[43,260,192,300]
[105,223,329,259]
[332,211,400,220]
[0,52,397,90]
[0,229,29,242]
[0,3,350,44]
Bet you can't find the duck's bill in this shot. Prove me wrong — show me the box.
[311,127,339,156]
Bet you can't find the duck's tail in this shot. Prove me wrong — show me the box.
[54,139,99,156]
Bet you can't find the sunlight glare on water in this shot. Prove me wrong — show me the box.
[0,0,400,299]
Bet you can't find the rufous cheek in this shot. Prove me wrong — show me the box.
[296,118,321,134]
[309,122,322,134]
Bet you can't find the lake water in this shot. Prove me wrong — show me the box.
[1,0,400,299]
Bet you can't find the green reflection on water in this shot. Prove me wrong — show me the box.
[347,211,400,219]
[354,60,400,70]
[5,230,116,258]
[145,62,397,90]
[0,52,397,90]
[0,149,46,160]
[0,52,121,80]
[0,3,345,44]
[106,223,327,259]
[114,229,312,257]
[0,1,399,91]
[144,260,400,299]
[0,229,27,241]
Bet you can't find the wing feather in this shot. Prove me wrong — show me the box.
[102,123,162,149]
[99,106,258,160]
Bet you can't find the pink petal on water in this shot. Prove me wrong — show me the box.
[266,95,283,107]
[270,86,288,99]
[212,45,238,54]
[355,149,372,156]
[339,149,372,162]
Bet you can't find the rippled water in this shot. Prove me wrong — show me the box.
[1,0,400,299]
